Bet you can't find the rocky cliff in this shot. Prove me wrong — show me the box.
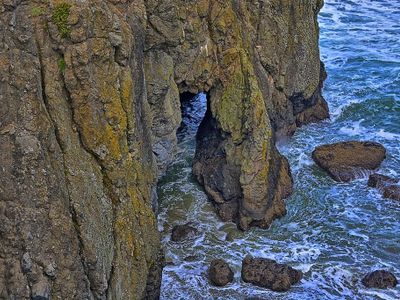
[0,0,327,299]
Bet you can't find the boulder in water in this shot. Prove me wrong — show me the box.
[241,256,302,292]
[368,173,398,189]
[208,259,234,286]
[361,270,398,289]
[171,223,198,242]
[368,174,400,201]
[383,185,400,201]
[312,141,386,182]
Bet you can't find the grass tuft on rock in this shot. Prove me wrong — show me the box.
[52,3,71,38]
[58,57,66,73]
[31,7,45,17]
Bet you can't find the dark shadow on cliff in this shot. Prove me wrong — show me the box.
[177,92,208,142]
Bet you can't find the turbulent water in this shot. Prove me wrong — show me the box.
[158,1,400,299]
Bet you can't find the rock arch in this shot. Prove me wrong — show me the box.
[144,0,326,230]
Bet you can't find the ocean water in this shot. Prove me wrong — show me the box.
[157,0,400,299]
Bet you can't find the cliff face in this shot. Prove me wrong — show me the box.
[0,0,327,299]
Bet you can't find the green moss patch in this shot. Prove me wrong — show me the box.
[58,57,66,73]
[31,7,45,17]
[52,3,71,38]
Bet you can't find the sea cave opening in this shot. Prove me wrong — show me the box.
[176,91,208,144]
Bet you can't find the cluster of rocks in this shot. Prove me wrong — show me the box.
[206,257,398,292]
[311,140,398,291]
[168,140,399,294]
[170,225,304,292]
[209,256,303,292]
[312,140,399,202]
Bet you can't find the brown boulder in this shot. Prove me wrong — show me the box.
[383,185,400,201]
[312,141,386,182]
[362,270,398,289]
[241,256,303,292]
[208,259,234,286]
[171,223,198,242]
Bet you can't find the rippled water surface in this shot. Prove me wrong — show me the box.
[158,1,400,299]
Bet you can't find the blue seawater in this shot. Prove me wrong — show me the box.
[158,1,400,299]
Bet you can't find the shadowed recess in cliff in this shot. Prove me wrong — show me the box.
[177,92,208,141]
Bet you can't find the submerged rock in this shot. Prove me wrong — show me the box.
[241,256,303,292]
[362,270,398,289]
[368,174,400,201]
[171,223,198,242]
[368,174,399,189]
[208,259,234,287]
[312,141,386,182]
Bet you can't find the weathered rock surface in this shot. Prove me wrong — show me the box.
[171,223,198,242]
[208,259,234,287]
[1,0,327,298]
[0,1,161,299]
[362,270,398,289]
[312,141,386,182]
[241,256,303,292]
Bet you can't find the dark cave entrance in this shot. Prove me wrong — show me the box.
[177,92,208,143]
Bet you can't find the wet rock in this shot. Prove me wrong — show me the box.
[183,255,198,262]
[208,259,234,287]
[225,230,244,242]
[171,223,198,242]
[217,201,239,222]
[312,141,386,182]
[368,174,398,189]
[361,270,398,289]
[383,185,400,201]
[368,174,400,201]
[241,256,302,292]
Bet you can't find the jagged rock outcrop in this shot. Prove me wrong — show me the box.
[0,0,327,298]
[144,0,327,229]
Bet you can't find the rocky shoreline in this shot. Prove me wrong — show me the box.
[1,0,398,299]
[169,139,398,294]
